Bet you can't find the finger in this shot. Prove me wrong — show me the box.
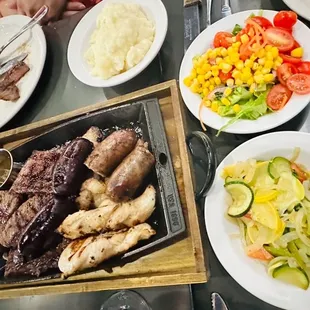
[63,11,80,18]
[66,2,86,11]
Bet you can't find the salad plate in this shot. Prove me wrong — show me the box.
[205,131,310,310]
[179,10,310,135]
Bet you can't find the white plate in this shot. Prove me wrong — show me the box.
[0,15,46,129]
[205,131,310,310]
[179,10,310,134]
[67,0,168,87]
[282,0,310,22]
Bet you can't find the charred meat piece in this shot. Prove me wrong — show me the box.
[10,147,64,194]
[58,185,156,239]
[85,130,137,177]
[5,239,70,278]
[58,223,156,277]
[106,140,155,202]
[0,195,54,248]
[18,196,77,256]
[53,138,93,196]
[82,127,104,147]
[0,191,23,225]
[0,84,19,101]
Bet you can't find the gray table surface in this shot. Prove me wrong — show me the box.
[1,0,310,309]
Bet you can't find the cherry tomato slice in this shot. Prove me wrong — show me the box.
[214,32,233,48]
[274,11,298,30]
[287,40,301,52]
[277,63,298,86]
[219,70,232,82]
[246,247,273,261]
[297,62,310,75]
[267,84,292,110]
[265,27,295,52]
[287,73,310,94]
[279,53,302,65]
[250,16,273,29]
[291,163,308,183]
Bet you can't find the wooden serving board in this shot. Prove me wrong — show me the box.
[0,80,207,299]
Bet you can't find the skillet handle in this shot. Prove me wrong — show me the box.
[186,131,217,201]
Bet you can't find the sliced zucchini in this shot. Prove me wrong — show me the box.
[272,264,309,290]
[264,245,292,257]
[225,181,254,217]
[225,176,242,184]
[268,157,291,180]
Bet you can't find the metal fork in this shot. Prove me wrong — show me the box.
[221,0,232,18]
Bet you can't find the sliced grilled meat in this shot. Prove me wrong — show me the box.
[0,84,19,101]
[5,62,30,84]
[0,191,23,225]
[82,127,104,147]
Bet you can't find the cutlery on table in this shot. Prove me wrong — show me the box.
[206,0,213,27]
[0,53,28,76]
[0,5,48,56]
[221,0,232,18]
[211,292,229,310]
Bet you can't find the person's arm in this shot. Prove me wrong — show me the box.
[62,1,85,18]
[0,0,18,17]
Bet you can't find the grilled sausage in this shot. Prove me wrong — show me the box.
[85,130,137,177]
[106,139,155,202]
[53,138,93,196]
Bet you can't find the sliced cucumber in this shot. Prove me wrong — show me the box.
[225,181,254,217]
[272,264,309,290]
[268,157,291,180]
[225,176,242,184]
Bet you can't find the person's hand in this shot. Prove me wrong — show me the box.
[16,0,68,23]
[62,1,86,18]
[0,0,18,17]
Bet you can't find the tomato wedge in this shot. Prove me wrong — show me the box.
[287,74,310,94]
[277,63,298,86]
[246,247,274,261]
[265,27,295,52]
[279,53,302,65]
[219,70,232,82]
[213,32,233,48]
[274,11,298,30]
[267,84,292,110]
[250,16,273,29]
[291,163,308,183]
[297,62,310,75]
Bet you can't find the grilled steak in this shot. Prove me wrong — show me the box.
[0,84,19,101]
[0,195,54,248]
[0,191,23,225]
[10,147,64,194]
[5,239,69,278]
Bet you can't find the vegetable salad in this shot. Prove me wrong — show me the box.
[183,11,310,135]
[223,149,310,290]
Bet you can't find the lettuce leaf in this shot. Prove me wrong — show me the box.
[232,24,242,36]
[228,87,252,104]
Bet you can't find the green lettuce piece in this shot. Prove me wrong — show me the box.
[228,87,252,104]
[217,105,235,117]
[232,24,242,36]
[216,92,268,136]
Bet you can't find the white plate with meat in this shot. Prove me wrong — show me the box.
[0,15,46,129]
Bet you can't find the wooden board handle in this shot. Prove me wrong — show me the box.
[184,0,202,7]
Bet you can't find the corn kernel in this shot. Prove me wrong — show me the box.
[247,77,254,86]
[291,47,304,58]
[235,78,243,86]
[219,63,224,70]
[212,69,219,77]
[190,84,199,93]
[232,70,242,79]
[224,56,232,65]
[254,74,264,84]
[203,88,209,96]
[227,46,234,55]
[221,48,228,57]
[245,59,253,68]
[202,63,211,73]
[198,87,203,93]
[233,104,241,113]
[270,47,279,58]
[206,48,213,57]
[214,77,221,85]
[226,78,234,87]
[264,74,275,83]
[266,51,273,61]
[183,77,192,87]
[205,71,212,79]
[232,42,241,49]
[250,54,258,62]
[216,48,223,56]
[190,68,197,77]
[211,101,218,112]
[202,53,209,61]
[232,36,237,43]
[209,84,215,91]
[216,57,223,65]
[204,100,212,107]
[258,58,265,66]
[230,54,240,63]
[241,70,252,81]
[261,68,270,74]
[252,43,260,50]
[254,70,262,76]
[204,80,210,88]
[265,45,272,51]
[276,56,283,64]
[222,63,233,73]
[249,83,256,93]
[252,62,259,70]
[240,34,249,44]
[221,97,231,106]
[265,60,273,69]
[224,87,232,97]
[209,50,217,59]
[197,75,205,84]
[256,48,266,58]
[209,78,215,85]
[196,68,204,75]
[235,60,244,70]
[248,27,255,37]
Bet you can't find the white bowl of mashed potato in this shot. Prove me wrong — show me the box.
[67,0,168,87]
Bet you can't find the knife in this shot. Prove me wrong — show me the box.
[0,53,28,76]
[221,0,232,18]
[211,292,229,310]
[184,0,201,52]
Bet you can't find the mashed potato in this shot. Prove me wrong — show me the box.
[84,3,155,80]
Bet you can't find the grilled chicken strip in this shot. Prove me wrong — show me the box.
[58,185,156,239]
[58,223,156,277]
